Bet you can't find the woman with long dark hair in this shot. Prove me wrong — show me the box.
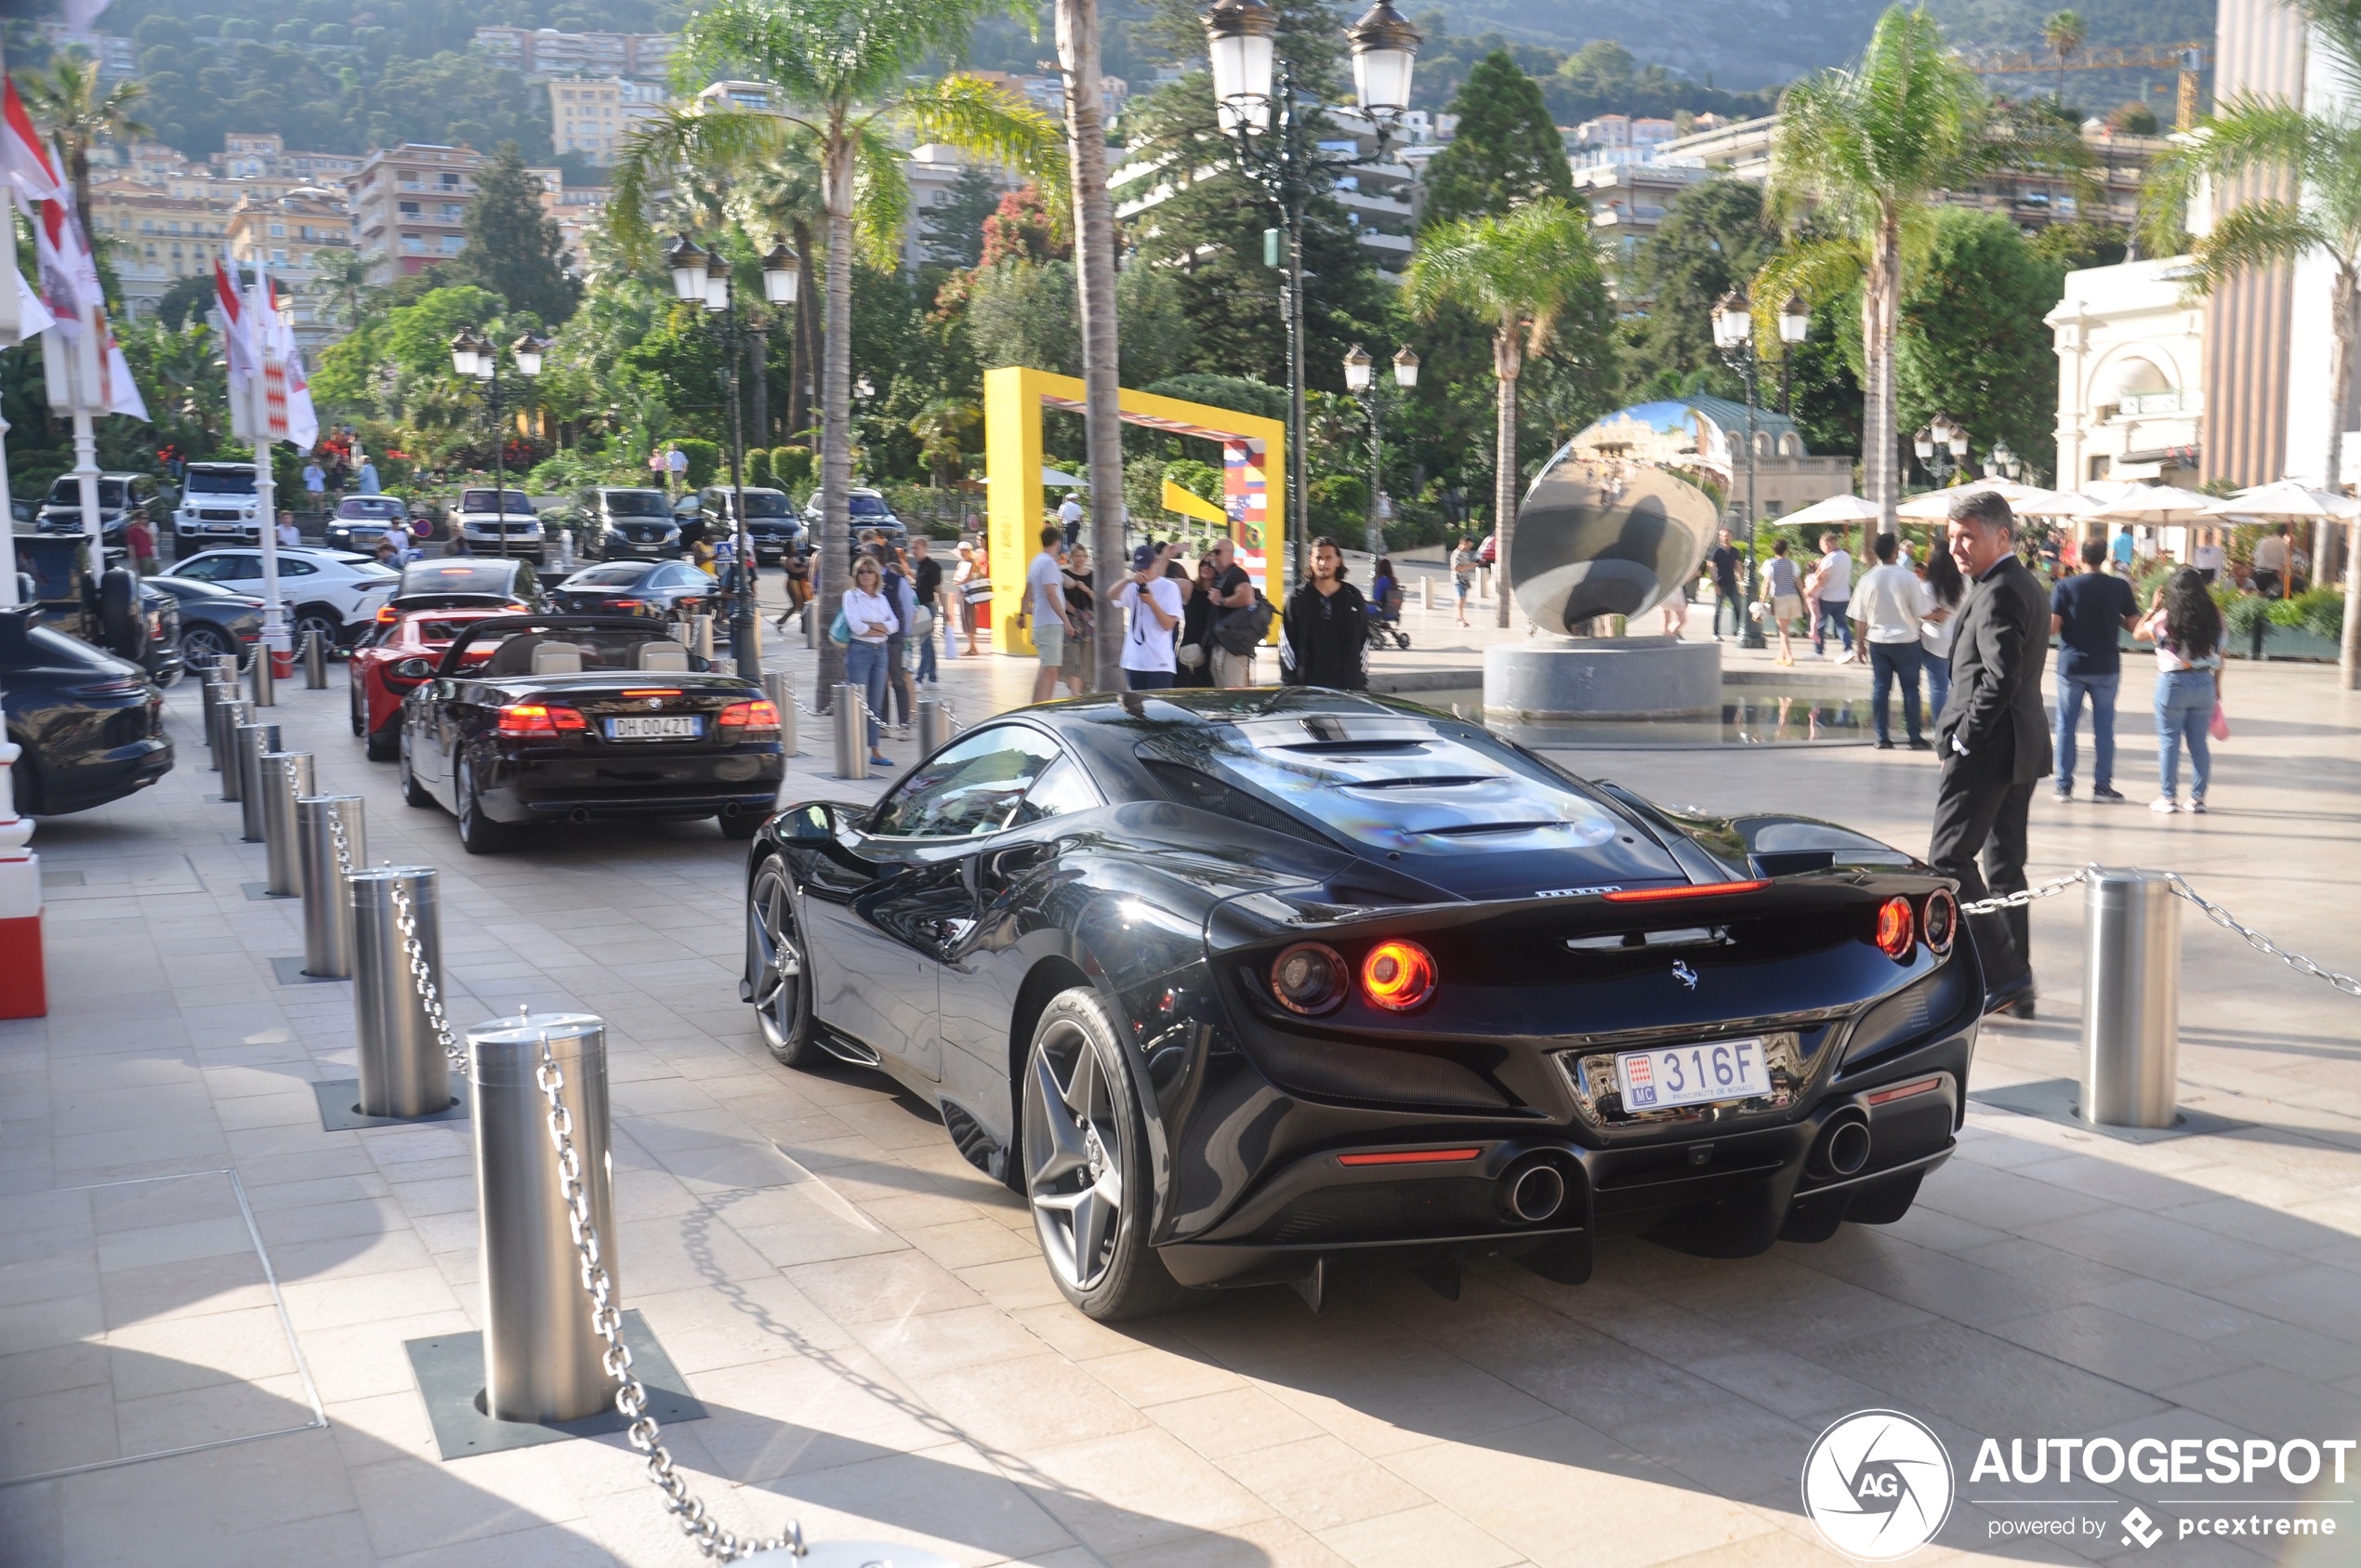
[1918,540,1966,717]
[1175,555,1219,687]
[2134,567,2224,812]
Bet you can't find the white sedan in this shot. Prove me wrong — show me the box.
[163,547,399,648]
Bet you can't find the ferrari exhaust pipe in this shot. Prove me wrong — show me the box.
[1500,1157,1567,1224]
[568,806,591,825]
[1811,1110,1872,1178]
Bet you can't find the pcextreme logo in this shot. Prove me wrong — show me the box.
[1800,1410,1955,1561]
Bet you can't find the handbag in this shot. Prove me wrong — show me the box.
[962,577,995,605]
[1214,593,1276,656]
[1176,640,1207,668]
[912,606,935,639]
[828,607,851,645]
[2209,702,2230,742]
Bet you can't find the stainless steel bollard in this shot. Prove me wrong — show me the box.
[234,721,281,842]
[832,682,868,780]
[214,698,252,796]
[303,628,329,688]
[250,642,276,706]
[198,678,231,770]
[763,670,798,756]
[350,866,447,1118]
[298,795,365,978]
[804,601,816,648]
[468,1012,617,1424]
[259,750,314,895]
[1420,577,1434,610]
[917,695,946,756]
[2081,869,2182,1128]
[692,613,714,660]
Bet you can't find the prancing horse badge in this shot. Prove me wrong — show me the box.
[1671,960,1699,990]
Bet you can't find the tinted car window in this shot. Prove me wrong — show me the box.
[460,490,534,514]
[567,564,647,586]
[1010,755,1099,826]
[653,564,704,588]
[212,556,263,581]
[400,561,526,598]
[185,470,256,494]
[43,479,127,507]
[601,491,669,517]
[848,494,891,518]
[741,492,791,518]
[871,726,1061,837]
[279,560,317,576]
[173,557,225,582]
[337,497,406,520]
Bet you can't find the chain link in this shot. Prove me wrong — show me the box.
[1950,864,2360,998]
[387,881,471,1083]
[534,1035,803,1561]
[2164,873,2361,997]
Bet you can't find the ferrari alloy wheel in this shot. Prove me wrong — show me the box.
[1022,987,1190,1320]
[455,754,515,854]
[348,678,365,736]
[398,730,433,809]
[746,857,820,1067]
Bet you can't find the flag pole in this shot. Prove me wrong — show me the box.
[250,271,284,670]
[0,29,46,1021]
[70,296,100,588]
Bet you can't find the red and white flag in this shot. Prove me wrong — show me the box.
[0,79,62,206]
[33,191,100,341]
[266,278,317,450]
[214,257,257,393]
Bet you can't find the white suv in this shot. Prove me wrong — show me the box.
[173,462,263,547]
[452,488,547,563]
[164,547,399,648]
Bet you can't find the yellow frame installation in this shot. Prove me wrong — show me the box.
[983,365,1286,656]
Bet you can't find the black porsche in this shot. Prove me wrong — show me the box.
[396,614,784,852]
[741,689,1981,1320]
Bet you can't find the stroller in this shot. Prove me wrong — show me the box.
[1365,569,1411,651]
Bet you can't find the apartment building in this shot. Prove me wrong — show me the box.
[86,178,234,315]
[352,144,483,284]
[214,133,365,189]
[225,190,357,352]
[900,145,1019,269]
[548,77,670,164]
[473,26,675,81]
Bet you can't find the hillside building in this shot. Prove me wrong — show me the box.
[352,144,483,285]
[548,77,672,165]
[472,27,675,82]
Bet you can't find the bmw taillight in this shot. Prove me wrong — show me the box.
[718,699,780,737]
[1875,896,1915,961]
[1270,942,1348,1015]
[1361,940,1438,1011]
[70,677,146,697]
[495,703,588,737]
[1922,889,1958,955]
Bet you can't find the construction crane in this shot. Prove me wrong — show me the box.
[1963,41,2209,131]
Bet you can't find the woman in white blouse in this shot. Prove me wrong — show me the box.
[842,556,899,767]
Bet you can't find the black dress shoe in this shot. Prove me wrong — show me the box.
[1906,736,1931,750]
[1874,739,1895,750]
[2004,996,2037,1020]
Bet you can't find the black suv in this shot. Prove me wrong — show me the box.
[35,472,167,546]
[800,486,908,553]
[576,486,681,560]
[699,485,805,563]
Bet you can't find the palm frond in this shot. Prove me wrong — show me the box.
[609,106,796,266]
[2184,199,2332,293]
[850,123,912,266]
[678,0,1034,109]
[1405,200,1603,344]
[1752,235,1866,311]
[893,73,1070,208]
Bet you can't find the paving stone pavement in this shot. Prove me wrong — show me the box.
[2,633,2358,1567]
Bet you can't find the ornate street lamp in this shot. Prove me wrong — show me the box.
[1207,0,1418,583]
[450,328,537,559]
[1709,289,1787,649]
[1776,291,1809,415]
[1341,342,1419,556]
[1916,415,1970,488]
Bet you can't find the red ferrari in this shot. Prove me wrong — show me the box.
[348,606,510,759]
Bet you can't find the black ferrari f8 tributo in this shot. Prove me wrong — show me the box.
[741,689,1980,1319]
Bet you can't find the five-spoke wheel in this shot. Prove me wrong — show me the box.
[747,857,818,1066]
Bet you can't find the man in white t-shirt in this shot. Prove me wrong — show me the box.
[2192,533,2226,584]
[1114,543,1183,690]
[1025,525,1073,702]
[1812,531,1854,659]
[1058,493,1085,550]
[1851,532,1932,748]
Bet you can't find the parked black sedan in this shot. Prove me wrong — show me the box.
[546,560,719,620]
[396,614,784,853]
[1,606,172,815]
[139,573,268,668]
[741,689,1981,1320]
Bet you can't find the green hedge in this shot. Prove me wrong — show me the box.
[746,448,774,488]
[772,445,812,487]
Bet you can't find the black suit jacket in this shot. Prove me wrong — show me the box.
[1934,555,2052,784]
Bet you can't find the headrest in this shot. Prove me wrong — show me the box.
[636,639,690,671]
[530,642,582,675]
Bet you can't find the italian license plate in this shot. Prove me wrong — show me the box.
[1616,1037,1771,1111]
[607,716,701,740]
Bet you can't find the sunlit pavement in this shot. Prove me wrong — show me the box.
[4,594,2359,1566]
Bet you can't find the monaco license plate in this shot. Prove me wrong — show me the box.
[607,715,701,741]
[1616,1037,1771,1112]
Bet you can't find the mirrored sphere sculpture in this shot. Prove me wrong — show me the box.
[1509,402,1727,633]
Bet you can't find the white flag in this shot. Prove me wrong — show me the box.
[267,278,317,450]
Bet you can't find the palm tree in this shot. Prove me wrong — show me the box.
[1763,4,2086,545]
[2041,10,2086,106]
[311,248,373,330]
[2144,1,2361,686]
[15,48,149,236]
[1405,199,1607,628]
[1053,0,1127,691]
[611,0,1063,699]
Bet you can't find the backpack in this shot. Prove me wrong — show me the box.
[1214,592,1275,656]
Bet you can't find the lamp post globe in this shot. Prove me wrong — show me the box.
[511,336,544,378]
[761,242,798,306]
[666,235,710,304]
[1778,291,1811,346]
[1203,0,1277,131]
[1392,346,1418,389]
[1342,343,1373,393]
[1347,0,1421,118]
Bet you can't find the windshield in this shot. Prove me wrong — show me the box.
[460,490,534,515]
[1141,712,1623,857]
[601,491,669,517]
[741,492,791,518]
[336,497,405,520]
[565,564,646,586]
[848,494,892,518]
[45,480,127,507]
[185,469,256,495]
[398,560,527,598]
[415,617,489,645]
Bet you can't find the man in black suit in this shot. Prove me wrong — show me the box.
[1929,489,2052,1017]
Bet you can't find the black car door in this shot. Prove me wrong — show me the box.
[801,725,1064,1080]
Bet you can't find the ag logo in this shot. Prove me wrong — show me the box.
[1800,1410,1954,1560]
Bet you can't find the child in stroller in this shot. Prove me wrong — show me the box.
[1365,557,1411,651]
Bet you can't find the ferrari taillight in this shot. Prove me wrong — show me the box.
[1361,940,1437,1012]
[376,604,397,623]
[719,699,780,736]
[495,703,588,737]
[1875,896,1915,960]
[1270,942,1348,1015]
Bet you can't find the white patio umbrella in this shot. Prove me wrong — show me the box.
[1774,493,1884,530]
[2198,478,2360,520]
[2086,485,2216,523]
[2014,488,2106,519]
[1894,479,2057,520]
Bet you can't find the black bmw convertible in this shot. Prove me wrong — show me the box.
[742,690,1978,1320]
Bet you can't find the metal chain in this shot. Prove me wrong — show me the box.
[387,881,471,1083]
[534,1036,803,1562]
[2165,873,2361,997]
[1958,864,2096,915]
